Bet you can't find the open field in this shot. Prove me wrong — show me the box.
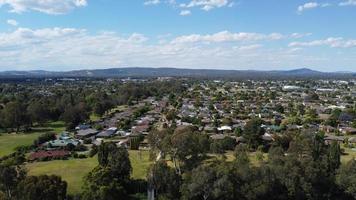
[0,121,66,157]
[26,156,98,194]
[0,133,42,157]
[26,150,152,194]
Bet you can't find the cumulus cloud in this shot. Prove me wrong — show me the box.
[339,0,356,6]
[144,0,160,5]
[144,0,234,15]
[290,32,312,39]
[0,27,354,71]
[233,44,262,51]
[289,37,356,48]
[297,2,330,13]
[6,19,18,26]
[180,10,191,15]
[180,0,231,11]
[0,26,306,71]
[0,0,88,14]
[171,31,284,44]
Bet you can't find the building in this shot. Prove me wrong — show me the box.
[96,127,118,138]
[29,150,70,161]
[76,128,99,139]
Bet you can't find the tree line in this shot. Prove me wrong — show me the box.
[0,80,186,131]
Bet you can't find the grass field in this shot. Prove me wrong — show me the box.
[89,113,101,122]
[341,147,356,164]
[26,150,152,194]
[0,133,42,157]
[26,156,98,194]
[0,121,66,157]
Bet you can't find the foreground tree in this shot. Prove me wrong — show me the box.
[16,175,67,200]
[337,159,356,199]
[0,165,26,200]
[147,161,181,200]
[82,143,132,200]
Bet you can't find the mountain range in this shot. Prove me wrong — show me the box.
[0,67,354,79]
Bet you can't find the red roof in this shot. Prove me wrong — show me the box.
[29,150,70,160]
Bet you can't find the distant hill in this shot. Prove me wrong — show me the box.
[0,67,354,79]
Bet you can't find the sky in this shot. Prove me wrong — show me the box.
[0,0,356,72]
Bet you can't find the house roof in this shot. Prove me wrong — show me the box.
[77,128,98,137]
[348,137,356,143]
[97,129,116,137]
[324,135,345,142]
[210,134,226,140]
[48,139,79,147]
[29,150,70,160]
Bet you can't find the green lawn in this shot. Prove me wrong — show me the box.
[341,148,356,164]
[27,156,98,194]
[89,113,101,122]
[26,150,152,195]
[0,121,66,157]
[129,150,152,179]
[0,133,42,157]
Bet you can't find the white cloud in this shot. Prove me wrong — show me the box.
[339,0,356,6]
[6,19,18,26]
[144,0,160,5]
[290,32,312,39]
[180,10,191,15]
[171,31,284,44]
[233,44,262,51]
[180,0,231,11]
[0,27,354,71]
[0,0,87,14]
[289,37,356,48]
[144,0,234,15]
[127,33,148,43]
[297,2,330,13]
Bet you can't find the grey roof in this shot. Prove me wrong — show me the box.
[348,137,356,143]
[324,135,345,142]
[48,139,80,147]
[210,134,226,140]
[96,129,116,138]
[77,128,98,137]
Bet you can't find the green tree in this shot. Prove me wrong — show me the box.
[0,101,29,132]
[0,165,26,200]
[243,119,265,149]
[27,101,50,125]
[327,141,341,174]
[82,167,127,200]
[337,159,356,199]
[60,103,89,130]
[16,175,67,200]
[170,126,209,173]
[83,142,132,199]
[147,161,181,199]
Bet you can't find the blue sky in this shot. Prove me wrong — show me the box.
[0,0,355,72]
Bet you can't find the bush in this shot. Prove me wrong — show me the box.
[78,154,87,159]
[83,138,92,144]
[74,144,88,152]
[89,145,98,157]
[73,153,78,158]
[34,133,56,146]
[15,144,34,153]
